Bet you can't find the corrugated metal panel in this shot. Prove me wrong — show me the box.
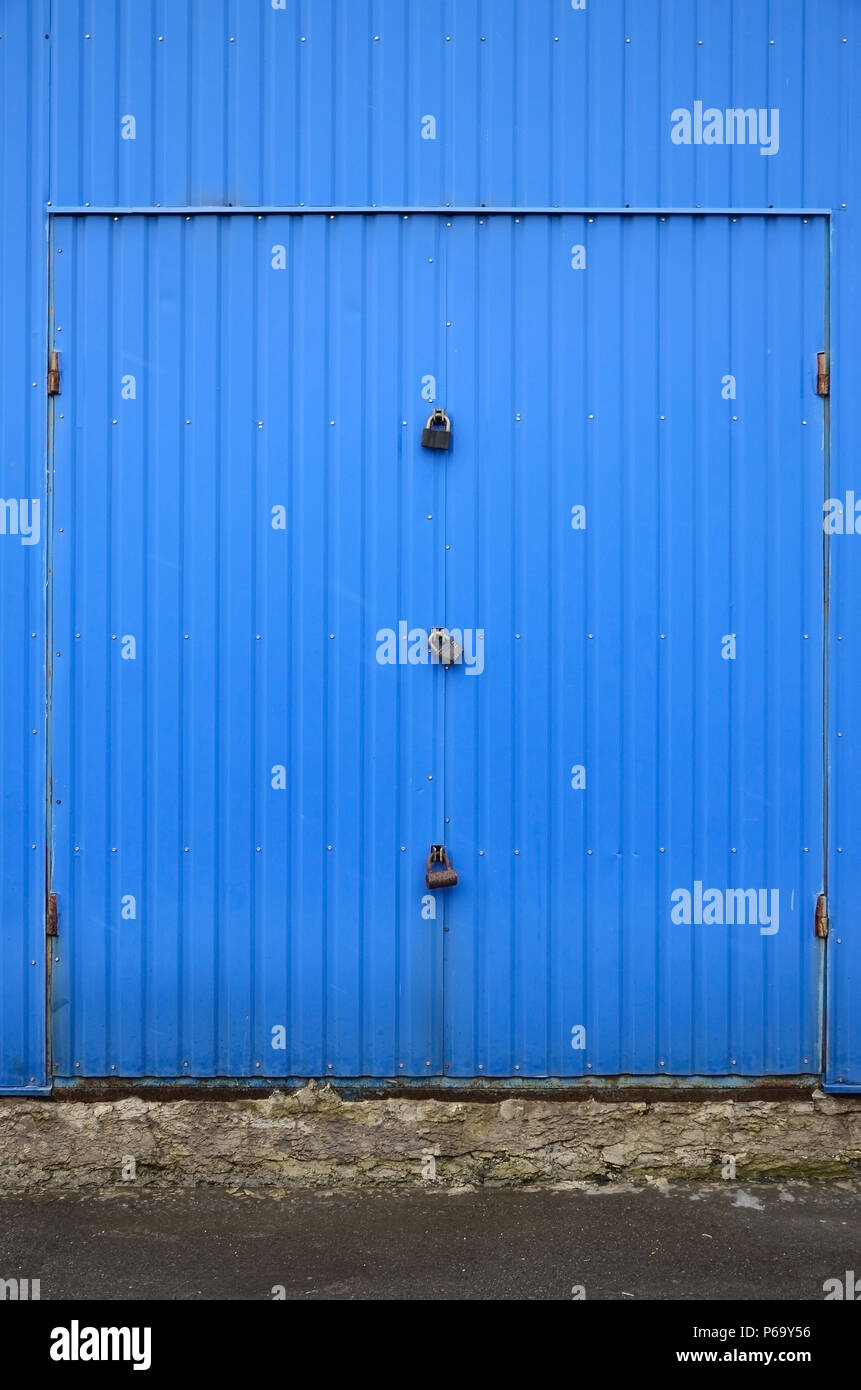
[51,210,823,1077]
[0,1,49,1091]
[2,0,861,1085]
[45,0,850,214]
[441,212,824,1075]
[51,213,445,1076]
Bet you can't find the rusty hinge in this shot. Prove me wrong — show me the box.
[46,892,58,937]
[47,350,60,396]
[816,351,829,397]
[815,891,829,939]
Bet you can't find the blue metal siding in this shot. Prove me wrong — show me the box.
[1,0,860,1085]
[45,0,846,213]
[0,1,49,1091]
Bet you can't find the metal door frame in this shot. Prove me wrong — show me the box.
[43,204,833,1091]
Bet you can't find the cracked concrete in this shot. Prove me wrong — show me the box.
[1,1084,860,1190]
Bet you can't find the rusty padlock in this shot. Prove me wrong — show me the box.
[425,845,458,890]
[421,409,452,451]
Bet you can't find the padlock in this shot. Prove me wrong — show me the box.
[421,409,452,451]
[428,627,464,667]
[425,845,458,890]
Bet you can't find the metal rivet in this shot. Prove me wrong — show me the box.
[329,633,335,639]
[427,774,433,781]
[400,846,406,852]
[327,845,333,851]
[659,847,665,853]
[803,847,809,853]
[479,850,485,856]
[838,731,842,737]
[587,849,592,855]
[838,846,843,852]
[514,849,520,856]
[184,846,189,853]
[256,846,261,853]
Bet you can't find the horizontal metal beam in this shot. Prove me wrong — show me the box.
[46,204,832,218]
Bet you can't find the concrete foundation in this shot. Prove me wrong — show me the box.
[1,1084,860,1191]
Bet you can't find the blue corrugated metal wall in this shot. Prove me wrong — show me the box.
[0,0,50,1091]
[2,0,860,1086]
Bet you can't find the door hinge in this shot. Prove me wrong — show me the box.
[815,892,829,939]
[47,350,61,396]
[816,351,829,397]
[46,892,58,937]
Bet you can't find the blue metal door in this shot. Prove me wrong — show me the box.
[49,211,825,1081]
[442,213,826,1077]
[49,214,445,1079]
